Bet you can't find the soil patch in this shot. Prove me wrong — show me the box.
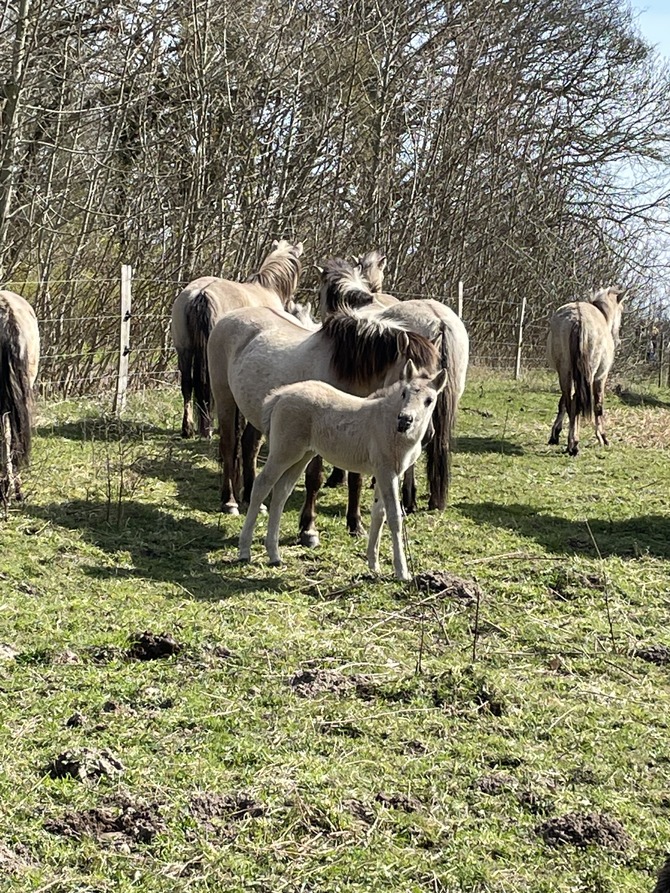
[190,791,265,828]
[536,811,630,850]
[518,789,554,816]
[289,668,358,698]
[375,791,423,812]
[635,643,670,666]
[0,841,33,874]
[45,797,164,846]
[343,798,376,825]
[474,774,516,795]
[127,631,183,660]
[412,571,481,605]
[46,748,125,782]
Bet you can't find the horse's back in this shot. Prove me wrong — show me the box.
[548,301,613,374]
[0,290,40,385]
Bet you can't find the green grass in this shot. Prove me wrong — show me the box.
[1,369,669,892]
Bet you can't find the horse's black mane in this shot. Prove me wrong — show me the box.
[320,258,374,315]
[322,309,438,385]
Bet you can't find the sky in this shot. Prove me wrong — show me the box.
[629,0,670,60]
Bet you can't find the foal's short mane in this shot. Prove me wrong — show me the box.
[322,310,438,385]
[320,258,375,315]
[247,240,302,305]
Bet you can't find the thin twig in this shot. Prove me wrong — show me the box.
[584,518,616,650]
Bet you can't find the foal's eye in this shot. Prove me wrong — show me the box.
[424,397,433,406]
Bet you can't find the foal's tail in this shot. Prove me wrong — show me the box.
[185,290,216,430]
[569,321,594,421]
[0,298,33,494]
[426,322,459,511]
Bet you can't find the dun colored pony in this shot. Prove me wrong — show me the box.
[207,304,439,546]
[547,286,625,456]
[353,249,399,307]
[171,239,303,438]
[238,361,447,580]
[316,258,468,530]
[0,290,40,505]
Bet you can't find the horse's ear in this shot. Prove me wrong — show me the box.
[294,242,304,257]
[351,254,361,266]
[271,239,279,249]
[314,263,324,275]
[402,359,417,381]
[430,369,447,394]
[614,285,627,303]
[377,253,387,270]
[397,331,410,355]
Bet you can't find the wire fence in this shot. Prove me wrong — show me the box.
[6,268,667,407]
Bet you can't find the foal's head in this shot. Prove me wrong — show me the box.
[354,249,387,294]
[392,360,447,439]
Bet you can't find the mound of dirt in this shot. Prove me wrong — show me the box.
[342,798,376,825]
[190,791,265,826]
[635,644,670,666]
[45,798,164,846]
[127,631,183,661]
[289,668,358,698]
[46,748,125,782]
[536,811,630,850]
[518,789,554,816]
[412,571,481,604]
[375,791,423,812]
[474,774,516,795]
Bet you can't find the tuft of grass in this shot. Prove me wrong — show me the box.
[0,370,668,891]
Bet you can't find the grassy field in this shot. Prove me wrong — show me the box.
[0,368,669,892]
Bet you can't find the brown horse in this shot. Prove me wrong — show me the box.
[171,239,303,438]
[0,290,40,505]
[547,286,625,455]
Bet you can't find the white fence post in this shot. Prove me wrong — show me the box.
[514,296,527,380]
[113,264,132,415]
[457,280,463,318]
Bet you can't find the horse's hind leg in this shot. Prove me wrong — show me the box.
[594,378,608,446]
[216,395,242,514]
[548,394,567,445]
[177,348,195,438]
[325,467,347,488]
[401,465,417,514]
[299,455,323,548]
[567,394,580,456]
[346,472,365,537]
[241,424,263,505]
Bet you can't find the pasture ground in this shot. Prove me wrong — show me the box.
[0,369,669,892]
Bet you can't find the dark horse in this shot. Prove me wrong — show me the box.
[0,290,40,506]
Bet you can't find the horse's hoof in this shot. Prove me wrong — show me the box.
[299,531,320,548]
[567,445,579,457]
[221,504,240,516]
[348,525,366,538]
[181,427,194,439]
[238,554,250,563]
[268,559,283,567]
[601,436,609,446]
[548,434,559,445]
[427,500,445,512]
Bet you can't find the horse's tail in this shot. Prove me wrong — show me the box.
[426,322,459,511]
[184,290,217,431]
[570,319,594,421]
[0,298,33,488]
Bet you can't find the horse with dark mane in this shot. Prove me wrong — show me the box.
[171,239,303,438]
[547,285,625,455]
[311,257,468,538]
[207,304,443,550]
[0,290,39,506]
[353,249,399,307]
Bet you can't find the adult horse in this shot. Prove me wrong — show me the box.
[0,290,40,505]
[353,249,399,307]
[171,239,303,438]
[316,258,468,533]
[547,285,625,456]
[207,305,440,546]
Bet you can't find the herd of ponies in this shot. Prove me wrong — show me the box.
[0,239,626,578]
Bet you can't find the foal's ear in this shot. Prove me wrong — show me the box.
[614,285,627,303]
[294,241,304,257]
[430,369,447,394]
[397,331,410,355]
[402,359,417,381]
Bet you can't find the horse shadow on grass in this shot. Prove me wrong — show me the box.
[24,498,284,601]
[36,417,175,442]
[455,436,524,456]
[611,386,670,410]
[457,501,670,559]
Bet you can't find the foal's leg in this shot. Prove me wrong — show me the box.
[265,457,314,565]
[241,423,263,505]
[177,348,195,438]
[298,455,323,548]
[238,460,284,562]
[401,465,418,514]
[366,482,387,576]
[346,472,365,536]
[378,474,410,581]
[594,377,608,446]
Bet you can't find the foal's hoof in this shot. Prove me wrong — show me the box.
[299,530,320,548]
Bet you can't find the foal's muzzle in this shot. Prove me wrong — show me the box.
[397,413,413,433]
